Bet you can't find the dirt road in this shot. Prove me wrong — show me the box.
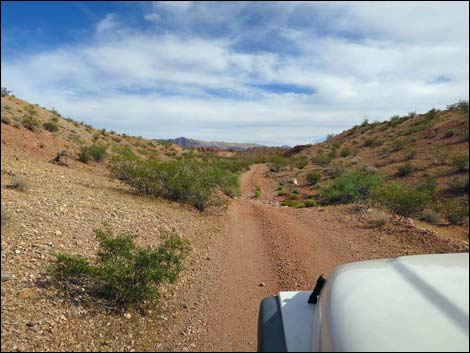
[192,164,360,351]
[180,164,467,352]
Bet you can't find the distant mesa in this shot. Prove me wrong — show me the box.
[158,137,265,151]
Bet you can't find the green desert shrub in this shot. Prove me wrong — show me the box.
[447,100,469,114]
[78,143,108,163]
[288,193,298,200]
[21,115,39,131]
[270,156,288,172]
[404,147,417,160]
[372,182,430,217]
[443,200,469,225]
[43,120,59,132]
[254,185,261,199]
[391,138,407,152]
[51,227,190,307]
[89,144,108,162]
[109,155,240,211]
[281,199,305,208]
[281,199,298,207]
[417,176,438,198]
[452,154,469,173]
[278,190,287,196]
[396,163,413,177]
[292,155,309,170]
[326,166,344,179]
[417,210,441,225]
[293,202,306,208]
[78,146,91,163]
[443,176,469,197]
[1,116,11,125]
[320,170,382,205]
[313,153,333,167]
[304,199,318,207]
[306,171,321,185]
[222,174,240,198]
[340,147,351,157]
[425,108,438,120]
[363,139,377,148]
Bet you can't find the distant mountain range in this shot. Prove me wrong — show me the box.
[159,137,265,151]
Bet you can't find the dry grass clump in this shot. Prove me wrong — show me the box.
[362,208,392,228]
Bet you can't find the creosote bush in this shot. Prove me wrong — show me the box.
[452,154,469,173]
[21,115,39,131]
[51,227,190,307]
[404,147,416,160]
[254,185,261,199]
[443,176,469,197]
[313,153,333,167]
[447,100,469,114]
[43,120,59,132]
[372,182,430,217]
[340,147,351,157]
[443,200,469,225]
[270,156,288,172]
[109,152,243,211]
[396,163,413,178]
[418,210,440,225]
[304,199,318,207]
[319,170,382,205]
[363,138,377,148]
[306,171,321,185]
[78,143,108,163]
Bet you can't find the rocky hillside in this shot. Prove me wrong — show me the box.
[0,95,186,165]
[0,94,224,351]
[161,136,264,151]
[265,102,469,232]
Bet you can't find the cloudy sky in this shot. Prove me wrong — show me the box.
[1,1,469,146]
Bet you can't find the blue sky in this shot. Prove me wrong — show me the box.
[1,1,469,146]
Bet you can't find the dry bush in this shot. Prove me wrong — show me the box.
[363,208,392,228]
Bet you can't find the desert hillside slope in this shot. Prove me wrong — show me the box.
[266,103,469,235]
[1,95,224,351]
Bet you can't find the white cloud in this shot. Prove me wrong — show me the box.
[1,2,468,146]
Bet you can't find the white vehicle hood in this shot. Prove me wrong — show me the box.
[280,253,469,352]
[314,253,469,352]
